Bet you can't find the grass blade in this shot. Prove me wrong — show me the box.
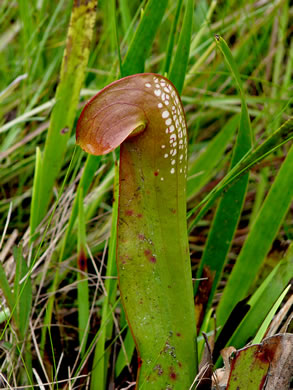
[122,0,168,76]
[119,0,132,42]
[0,263,15,316]
[77,189,89,357]
[252,285,290,344]
[29,147,42,240]
[194,36,252,325]
[90,164,119,390]
[188,116,293,232]
[168,0,193,94]
[187,115,239,200]
[217,144,293,326]
[57,154,102,264]
[223,243,293,351]
[115,327,135,378]
[13,246,32,339]
[162,0,183,75]
[13,245,33,382]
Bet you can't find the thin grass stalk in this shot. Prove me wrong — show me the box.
[90,163,119,390]
[217,144,293,325]
[193,36,252,325]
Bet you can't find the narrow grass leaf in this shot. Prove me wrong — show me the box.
[271,1,289,102]
[111,0,123,77]
[60,154,101,258]
[29,147,42,240]
[90,164,119,390]
[84,166,115,223]
[115,327,135,378]
[168,0,193,94]
[187,115,239,200]
[224,243,293,350]
[122,0,168,76]
[119,0,132,41]
[13,246,32,339]
[0,263,15,316]
[18,0,36,60]
[13,246,33,382]
[197,308,213,363]
[188,116,293,232]
[0,100,55,134]
[29,0,64,83]
[253,284,291,344]
[77,189,89,357]
[189,0,217,55]
[38,152,101,355]
[0,74,27,104]
[71,299,123,388]
[217,144,293,326]
[248,168,267,226]
[27,56,60,111]
[162,0,183,75]
[194,36,252,325]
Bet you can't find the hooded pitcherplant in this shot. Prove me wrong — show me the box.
[76,73,198,389]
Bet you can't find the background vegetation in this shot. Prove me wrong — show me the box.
[0,0,292,388]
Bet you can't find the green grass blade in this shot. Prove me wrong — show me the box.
[122,0,168,76]
[60,155,102,259]
[34,0,97,225]
[0,100,55,134]
[111,0,123,77]
[162,0,183,75]
[13,246,33,382]
[29,147,42,240]
[119,0,132,41]
[168,0,193,94]
[189,0,217,55]
[271,1,289,102]
[90,164,119,390]
[115,327,135,378]
[252,285,290,344]
[77,189,89,357]
[38,153,102,359]
[188,116,293,232]
[84,166,115,223]
[71,299,122,389]
[28,0,64,83]
[18,0,37,79]
[194,36,252,323]
[284,40,293,90]
[217,144,293,326]
[224,243,293,350]
[27,56,60,111]
[197,308,213,363]
[215,36,251,131]
[248,168,267,226]
[13,246,32,340]
[187,115,239,199]
[18,0,35,46]
[0,263,15,316]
